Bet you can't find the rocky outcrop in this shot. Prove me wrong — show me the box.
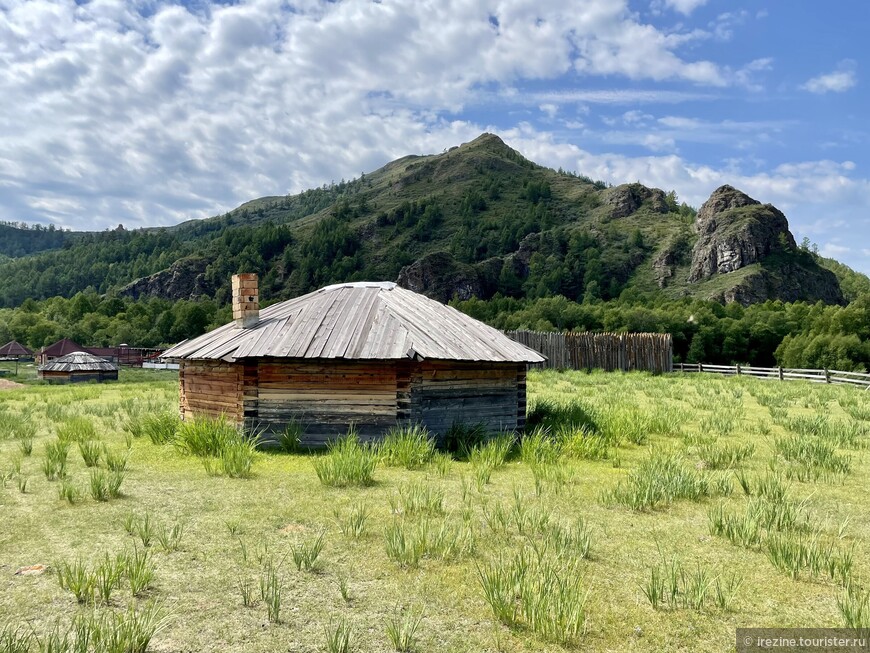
[605,183,669,219]
[688,185,844,305]
[688,185,795,282]
[397,252,484,302]
[710,263,845,306]
[118,256,214,301]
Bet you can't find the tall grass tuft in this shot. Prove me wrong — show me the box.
[839,584,870,629]
[58,477,81,504]
[291,531,325,572]
[697,442,755,470]
[259,562,282,623]
[477,549,587,645]
[0,624,31,653]
[601,449,711,511]
[43,439,70,480]
[219,437,258,478]
[379,424,435,470]
[141,412,179,445]
[526,398,598,434]
[56,558,95,604]
[313,431,377,487]
[89,469,125,501]
[174,415,239,457]
[277,420,302,453]
[641,557,725,611]
[385,606,424,653]
[104,446,130,473]
[125,546,155,595]
[78,440,101,467]
[391,480,444,517]
[323,617,353,653]
[335,502,369,540]
[156,522,185,552]
[443,423,486,459]
[56,416,96,443]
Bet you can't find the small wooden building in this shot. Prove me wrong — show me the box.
[37,338,89,366]
[162,275,544,446]
[38,351,119,384]
[0,341,33,361]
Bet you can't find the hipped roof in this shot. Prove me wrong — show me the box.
[162,281,545,364]
[0,341,33,356]
[40,338,88,357]
[39,351,118,372]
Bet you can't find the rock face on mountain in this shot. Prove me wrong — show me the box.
[119,256,214,301]
[397,252,484,303]
[687,185,844,305]
[605,183,669,219]
[712,263,846,306]
[688,185,793,282]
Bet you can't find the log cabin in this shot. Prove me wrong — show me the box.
[162,274,545,446]
[38,351,119,383]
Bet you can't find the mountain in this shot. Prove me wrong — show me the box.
[0,133,855,308]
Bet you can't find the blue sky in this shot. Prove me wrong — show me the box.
[1,0,868,274]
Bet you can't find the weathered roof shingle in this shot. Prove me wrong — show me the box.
[163,282,544,363]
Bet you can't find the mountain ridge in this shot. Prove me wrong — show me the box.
[0,133,859,308]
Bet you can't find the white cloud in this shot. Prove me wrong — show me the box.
[662,0,709,15]
[0,0,740,231]
[820,243,851,258]
[802,60,858,94]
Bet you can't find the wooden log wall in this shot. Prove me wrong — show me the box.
[412,361,522,441]
[254,360,401,446]
[179,361,243,424]
[39,370,118,384]
[505,330,673,373]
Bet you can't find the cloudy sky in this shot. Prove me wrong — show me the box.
[1,0,868,273]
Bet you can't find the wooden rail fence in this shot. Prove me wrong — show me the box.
[505,330,673,373]
[675,363,870,389]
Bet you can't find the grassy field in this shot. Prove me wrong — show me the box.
[1,368,870,652]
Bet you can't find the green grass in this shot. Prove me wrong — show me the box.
[2,370,870,651]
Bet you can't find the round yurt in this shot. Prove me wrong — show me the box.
[38,351,119,384]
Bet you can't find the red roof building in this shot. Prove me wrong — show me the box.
[0,341,33,359]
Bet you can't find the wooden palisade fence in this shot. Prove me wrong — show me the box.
[505,330,673,373]
[675,363,870,389]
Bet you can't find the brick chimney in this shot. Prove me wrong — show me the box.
[232,273,259,328]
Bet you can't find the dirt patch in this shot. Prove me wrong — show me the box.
[279,523,309,535]
[0,379,23,390]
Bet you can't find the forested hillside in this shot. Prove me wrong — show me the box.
[0,133,867,369]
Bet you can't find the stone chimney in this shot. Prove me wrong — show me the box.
[232,273,259,328]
